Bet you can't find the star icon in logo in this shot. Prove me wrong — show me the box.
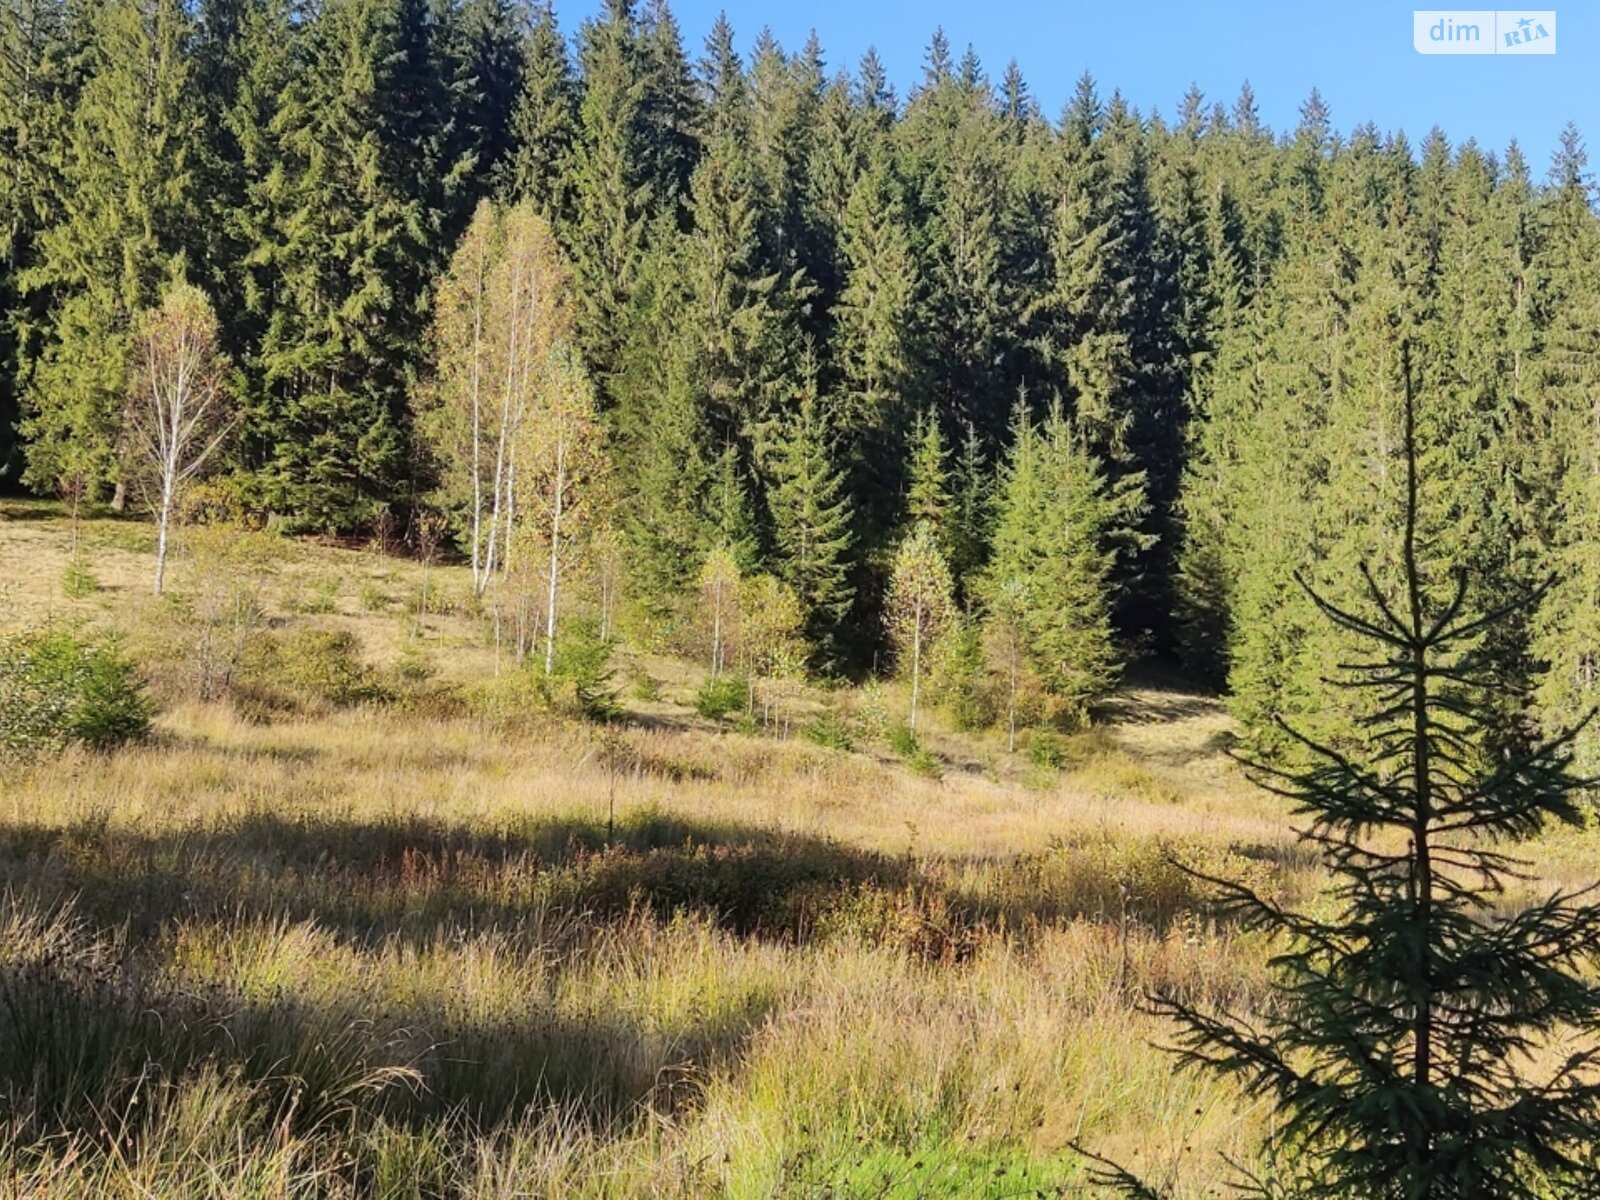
[1517,16,1533,30]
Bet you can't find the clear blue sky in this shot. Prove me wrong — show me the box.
[571,1,1593,174]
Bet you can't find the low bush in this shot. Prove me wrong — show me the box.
[393,640,436,684]
[238,627,383,714]
[887,725,942,778]
[358,579,394,613]
[283,574,340,615]
[801,705,854,752]
[629,670,661,702]
[887,724,919,758]
[0,627,151,760]
[61,559,100,599]
[1026,729,1065,770]
[695,675,747,721]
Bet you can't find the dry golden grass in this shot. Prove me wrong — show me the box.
[3,503,1595,1198]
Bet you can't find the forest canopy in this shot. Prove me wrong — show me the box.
[4,0,1600,752]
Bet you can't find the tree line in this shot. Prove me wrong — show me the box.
[4,0,1600,748]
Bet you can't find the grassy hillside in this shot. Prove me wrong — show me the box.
[3,503,1595,1198]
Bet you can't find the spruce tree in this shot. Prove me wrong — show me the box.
[1172,176,1252,685]
[898,38,1013,445]
[903,406,949,535]
[1532,127,1600,771]
[748,28,822,290]
[948,418,991,586]
[568,0,651,392]
[831,138,920,540]
[681,14,800,452]
[636,0,699,213]
[21,0,201,507]
[501,0,577,221]
[767,391,854,665]
[240,0,452,529]
[1089,347,1600,1200]
[986,399,1122,724]
[446,0,527,208]
[212,0,301,376]
[0,0,79,483]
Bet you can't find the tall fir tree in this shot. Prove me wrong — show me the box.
[239,0,456,529]
[636,0,698,214]
[1532,126,1600,770]
[682,14,800,454]
[568,0,651,393]
[767,389,854,664]
[986,399,1122,723]
[903,405,949,535]
[21,0,201,506]
[0,0,81,484]
[500,0,576,221]
[1090,349,1600,1200]
[445,0,527,211]
[831,138,920,538]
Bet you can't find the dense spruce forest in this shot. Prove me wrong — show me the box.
[4,0,1600,756]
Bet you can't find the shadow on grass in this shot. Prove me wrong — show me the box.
[1095,688,1227,727]
[0,940,773,1145]
[0,809,1222,951]
[0,810,898,944]
[0,811,1235,1156]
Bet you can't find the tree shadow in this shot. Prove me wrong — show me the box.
[0,810,908,944]
[0,809,1246,1153]
[0,942,775,1146]
[1095,688,1228,727]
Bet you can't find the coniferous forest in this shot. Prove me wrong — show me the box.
[5,0,1600,753]
[13,4,1600,1197]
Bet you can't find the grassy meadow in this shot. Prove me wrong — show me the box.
[4,502,1596,1198]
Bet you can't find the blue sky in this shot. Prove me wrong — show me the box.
[570,1,1593,174]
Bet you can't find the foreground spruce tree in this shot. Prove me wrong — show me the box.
[1088,347,1600,1199]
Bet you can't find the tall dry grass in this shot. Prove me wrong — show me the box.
[6,505,1593,1197]
[0,696,1295,1198]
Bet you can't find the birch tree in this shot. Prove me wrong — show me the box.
[737,573,807,726]
[885,520,954,733]
[697,544,742,678]
[428,200,572,597]
[517,342,604,675]
[125,279,233,595]
[429,202,501,594]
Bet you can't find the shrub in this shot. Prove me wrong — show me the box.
[887,724,941,779]
[240,628,381,713]
[285,574,340,615]
[393,640,436,684]
[544,617,619,720]
[154,524,277,701]
[358,580,393,613]
[629,670,660,702]
[61,559,100,599]
[886,723,919,758]
[802,705,854,752]
[0,627,151,759]
[1026,729,1065,770]
[695,675,747,721]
